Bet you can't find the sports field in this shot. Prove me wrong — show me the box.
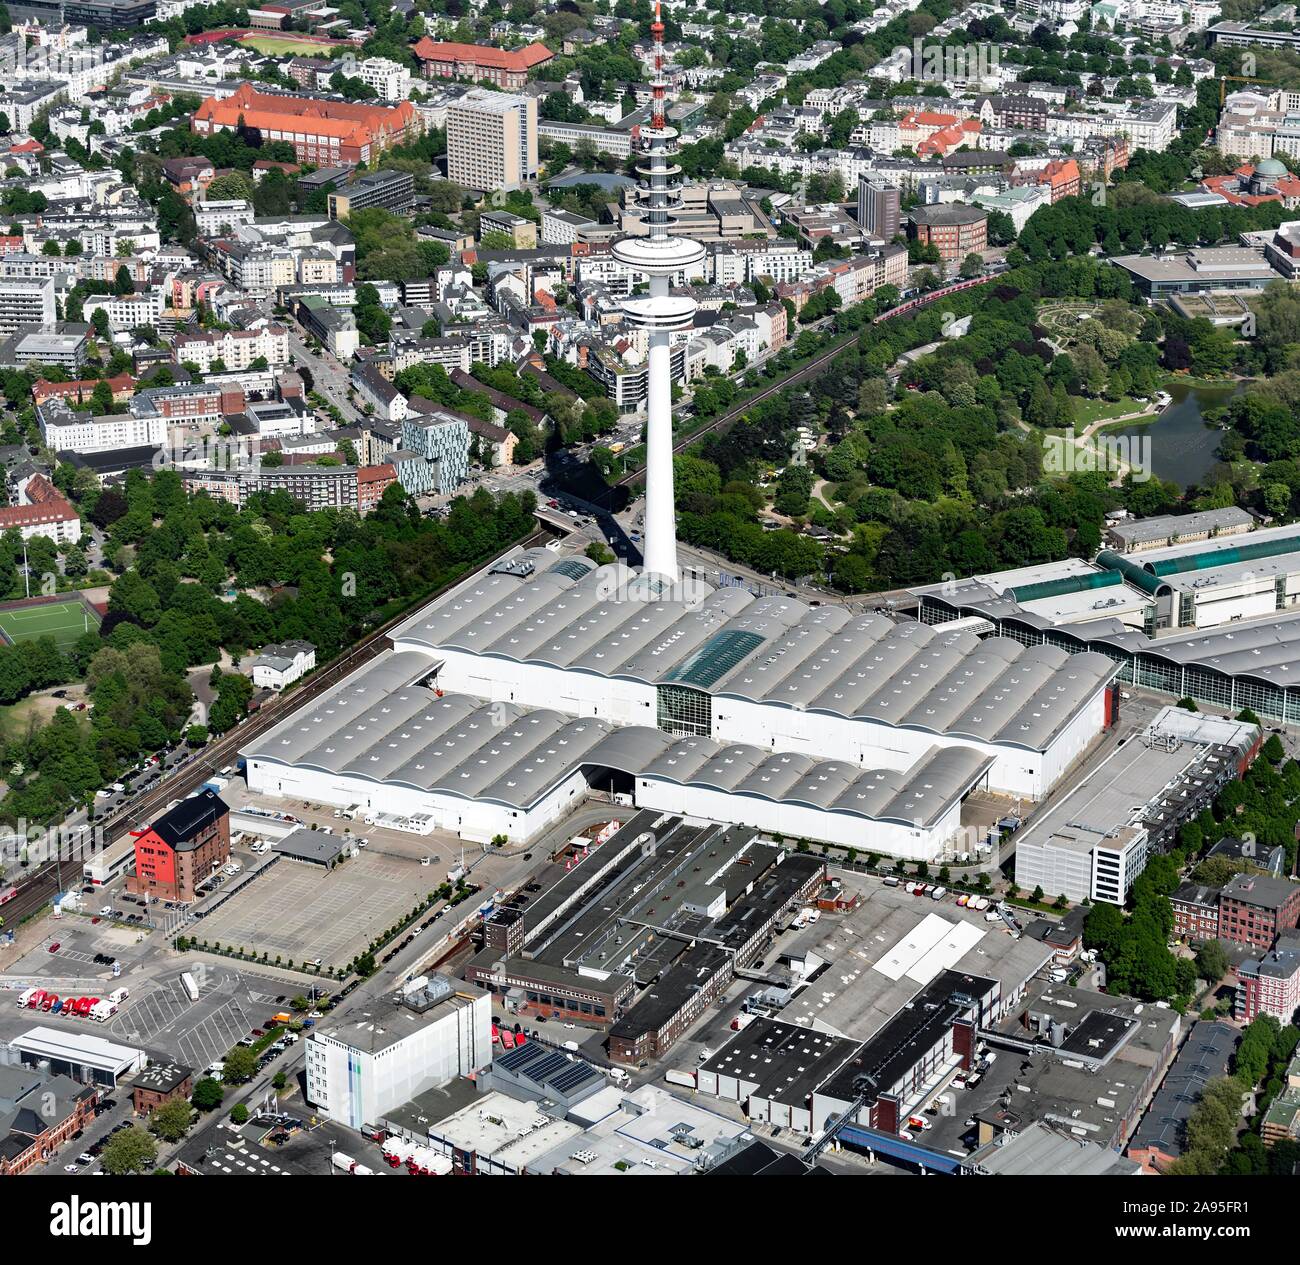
[0,599,100,648]
[239,35,340,55]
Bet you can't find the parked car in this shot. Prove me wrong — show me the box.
[48,942,60,953]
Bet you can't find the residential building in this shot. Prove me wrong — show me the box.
[251,639,316,691]
[446,88,538,192]
[1236,945,1300,1022]
[1171,882,1221,941]
[172,325,289,374]
[0,473,80,544]
[0,276,55,332]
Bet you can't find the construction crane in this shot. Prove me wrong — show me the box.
[1219,74,1274,104]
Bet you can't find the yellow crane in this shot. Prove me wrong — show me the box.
[1219,74,1274,104]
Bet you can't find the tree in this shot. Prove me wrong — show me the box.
[191,1076,224,1110]
[229,1102,250,1124]
[1195,939,1229,984]
[101,1125,158,1174]
[149,1096,195,1142]
[222,1046,257,1083]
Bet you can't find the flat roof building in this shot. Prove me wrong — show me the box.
[11,1026,146,1087]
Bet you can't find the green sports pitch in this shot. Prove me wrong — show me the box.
[0,600,100,649]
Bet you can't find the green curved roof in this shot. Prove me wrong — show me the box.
[1010,571,1122,604]
[1096,550,1163,595]
[1146,534,1300,577]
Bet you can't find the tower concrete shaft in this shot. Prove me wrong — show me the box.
[609,0,706,586]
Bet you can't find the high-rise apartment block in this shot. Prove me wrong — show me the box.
[446,89,538,192]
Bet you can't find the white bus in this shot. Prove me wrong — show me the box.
[180,972,200,1002]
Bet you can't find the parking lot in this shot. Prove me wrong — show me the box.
[194,852,440,971]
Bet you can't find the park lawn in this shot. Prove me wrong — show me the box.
[1068,395,1148,426]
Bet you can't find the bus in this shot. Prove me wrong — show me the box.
[83,837,136,886]
[180,972,200,1002]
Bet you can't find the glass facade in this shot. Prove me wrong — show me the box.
[656,684,712,737]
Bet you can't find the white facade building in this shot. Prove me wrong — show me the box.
[304,976,491,1129]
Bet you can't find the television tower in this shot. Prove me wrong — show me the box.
[611,0,704,585]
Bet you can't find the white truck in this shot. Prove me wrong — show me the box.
[89,1000,115,1022]
[15,987,36,1008]
[108,987,129,1005]
[331,1152,359,1174]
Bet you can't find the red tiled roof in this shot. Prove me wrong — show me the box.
[412,38,553,71]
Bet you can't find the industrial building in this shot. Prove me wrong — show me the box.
[459,812,826,1063]
[304,974,491,1130]
[9,1027,146,1088]
[1013,707,1258,905]
[1125,1020,1239,1173]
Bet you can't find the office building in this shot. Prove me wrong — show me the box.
[327,169,415,220]
[126,789,231,903]
[446,88,538,192]
[908,204,988,262]
[857,176,901,240]
[1218,874,1300,950]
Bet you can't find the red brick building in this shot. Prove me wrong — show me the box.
[411,39,554,90]
[908,204,988,263]
[1218,874,1300,951]
[130,1062,194,1117]
[33,373,136,408]
[1171,882,1222,942]
[192,84,419,166]
[357,463,396,513]
[126,790,231,903]
[0,1067,97,1176]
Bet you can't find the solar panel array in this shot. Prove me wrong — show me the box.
[494,1040,604,1098]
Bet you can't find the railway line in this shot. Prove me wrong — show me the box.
[611,275,997,490]
[1,280,1000,930]
[1,530,551,930]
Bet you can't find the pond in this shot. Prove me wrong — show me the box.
[1104,380,1246,490]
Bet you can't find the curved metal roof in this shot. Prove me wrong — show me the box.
[389,558,1117,752]
[244,650,995,827]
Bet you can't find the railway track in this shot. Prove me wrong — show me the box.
[2,529,551,927]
